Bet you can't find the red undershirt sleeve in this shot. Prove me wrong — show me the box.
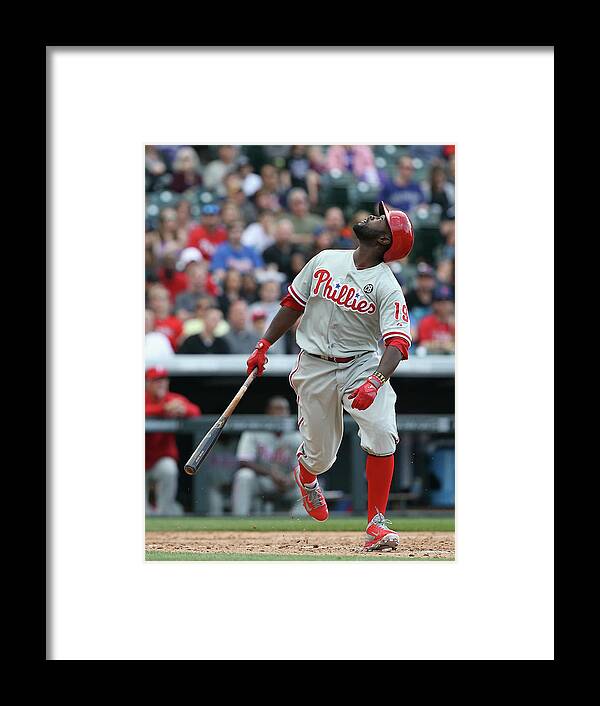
[384,335,410,360]
[280,293,305,312]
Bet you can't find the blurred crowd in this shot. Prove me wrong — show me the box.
[145,145,455,364]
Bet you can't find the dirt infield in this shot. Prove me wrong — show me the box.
[146,531,455,559]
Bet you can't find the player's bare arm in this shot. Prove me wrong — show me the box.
[263,306,303,347]
[347,345,403,411]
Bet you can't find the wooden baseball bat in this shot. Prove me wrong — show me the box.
[183,369,258,475]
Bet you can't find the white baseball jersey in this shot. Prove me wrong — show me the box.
[287,250,412,357]
[237,430,302,469]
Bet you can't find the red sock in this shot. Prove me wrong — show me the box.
[299,462,316,485]
[366,454,395,522]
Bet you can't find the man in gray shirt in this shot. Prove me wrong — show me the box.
[223,299,256,354]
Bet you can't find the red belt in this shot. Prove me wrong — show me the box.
[306,352,356,363]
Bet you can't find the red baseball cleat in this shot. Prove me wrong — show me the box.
[293,466,329,522]
[363,512,399,552]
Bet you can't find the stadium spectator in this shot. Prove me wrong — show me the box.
[175,198,197,239]
[152,207,188,258]
[283,145,320,206]
[178,307,231,354]
[217,268,244,318]
[202,145,238,197]
[187,204,228,260]
[223,299,256,354]
[238,156,262,197]
[176,245,203,271]
[145,309,174,366]
[249,280,283,328]
[405,263,437,331]
[250,308,285,354]
[152,145,183,164]
[308,230,334,259]
[223,172,257,224]
[315,207,354,249]
[174,260,215,319]
[426,163,455,220]
[170,146,203,193]
[145,233,159,290]
[145,367,200,515]
[378,155,427,214]
[181,295,229,341]
[145,145,167,190]
[307,145,327,173]
[147,283,184,351]
[289,251,308,281]
[417,285,455,353]
[241,209,276,254]
[231,397,301,516]
[408,145,444,162]
[253,188,283,214]
[326,145,380,186]
[436,259,454,286]
[391,255,419,292]
[280,188,324,240]
[241,272,259,304]
[157,251,189,303]
[220,202,243,229]
[211,220,264,282]
[259,164,285,206]
[438,218,456,263]
[262,219,305,282]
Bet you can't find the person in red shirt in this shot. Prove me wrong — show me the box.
[147,284,184,351]
[187,204,228,260]
[145,367,201,515]
[157,251,189,303]
[417,285,455,354]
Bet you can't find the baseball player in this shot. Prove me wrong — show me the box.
[246,201,414,551]
[232,396,302,516]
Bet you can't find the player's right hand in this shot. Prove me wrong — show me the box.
[246,338,271,376]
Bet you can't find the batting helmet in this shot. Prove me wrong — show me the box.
[377,201,414,262]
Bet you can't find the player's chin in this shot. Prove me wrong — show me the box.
[353,223,376,241]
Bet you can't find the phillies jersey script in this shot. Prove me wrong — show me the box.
[287,250,412,356]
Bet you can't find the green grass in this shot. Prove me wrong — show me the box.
[145,516,454,533]
[145,551,452,561]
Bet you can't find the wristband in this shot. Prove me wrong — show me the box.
[369,371,388,388]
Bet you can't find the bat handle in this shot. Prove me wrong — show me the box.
[183,367,259,475]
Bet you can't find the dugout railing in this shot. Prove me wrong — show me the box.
[146,413,455,515]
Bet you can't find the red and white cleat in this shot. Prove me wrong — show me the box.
[293,466,329,522]
[363,513,399,552]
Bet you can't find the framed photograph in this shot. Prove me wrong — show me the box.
[49,47,554,661]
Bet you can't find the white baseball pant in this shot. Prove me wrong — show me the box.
[289,350,399,475]
[145,457,183,515]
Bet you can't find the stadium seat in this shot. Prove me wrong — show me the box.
[349,180,380,213]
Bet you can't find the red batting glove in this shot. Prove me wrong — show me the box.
[246,338,271,376]
[347,375,383,411]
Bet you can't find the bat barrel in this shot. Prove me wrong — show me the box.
[183,419,225,475]
[182,369,257,475]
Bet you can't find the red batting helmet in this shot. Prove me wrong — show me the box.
[377,201,414,262]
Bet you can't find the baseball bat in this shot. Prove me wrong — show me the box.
[183,368,258,475]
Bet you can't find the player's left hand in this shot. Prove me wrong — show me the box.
[348,375,383,411]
